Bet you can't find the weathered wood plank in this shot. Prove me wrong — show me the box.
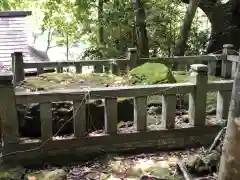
[134,97,147,131]
[104,98,118,134]
[73,100,86,138]
[40,103,52,142]
[216,91,232,120]
[162,95,177,129]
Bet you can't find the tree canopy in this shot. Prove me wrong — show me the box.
[0,0,211,59]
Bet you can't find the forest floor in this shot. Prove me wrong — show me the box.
[25,148,212,180]
[7,71,226,180]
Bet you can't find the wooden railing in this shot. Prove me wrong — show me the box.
[11,44,239,85]
[0,64,233,165]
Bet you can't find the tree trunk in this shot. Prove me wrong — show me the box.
[181,0,240,54]
[218,56,240,180]
[46,28,53,52]
[174,0,198,56]
[134,0,149,60]
[98,0,104,45]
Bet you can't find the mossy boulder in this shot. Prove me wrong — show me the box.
[128,63,176,85]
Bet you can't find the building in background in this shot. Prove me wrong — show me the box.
[0,11,50,73]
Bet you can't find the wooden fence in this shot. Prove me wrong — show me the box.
[11,44,239,85]
[0,63,234,165]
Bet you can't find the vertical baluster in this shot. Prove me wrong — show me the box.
[134,97,147,131]
[57,66,63,73]
[208,60,217,76]
[73,100,86,138]
[75,64,82,74]
[188,64,208,126]
[128,48,137,69]
[162,94,176,129]
[12,52,24,84]
[104,65,110,73]
[104,98,117,134]
[216,91,231,120]
[94,65,103,73]
[0,73,19,145]
[222,44,234,78]
[40,103,52,141]
[110,62,120,76]
[37,67,44,75]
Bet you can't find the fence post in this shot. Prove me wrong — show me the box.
[0,73,19,147]
[128,48,137,70]
[75,63,82,74]
[94,65,103,73]
[222,44,234,78]
[110,60,120,75]
[104,65,110,73]
[11,52,24,84]
[208,60,216,76]
[188,64,208,126]
[37,67,44,75]
[56,66,63,73]
[216,90,231,120]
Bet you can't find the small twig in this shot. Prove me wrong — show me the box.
[177,160,193,180]
[208,127,226,153]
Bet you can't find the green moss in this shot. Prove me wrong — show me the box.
[128,63,176,85]
[22,72,120,90]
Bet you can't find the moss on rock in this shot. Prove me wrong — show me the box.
[128,63,176,85]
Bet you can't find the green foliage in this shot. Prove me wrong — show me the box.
[0,0,10,10]
[4,0,210,58]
